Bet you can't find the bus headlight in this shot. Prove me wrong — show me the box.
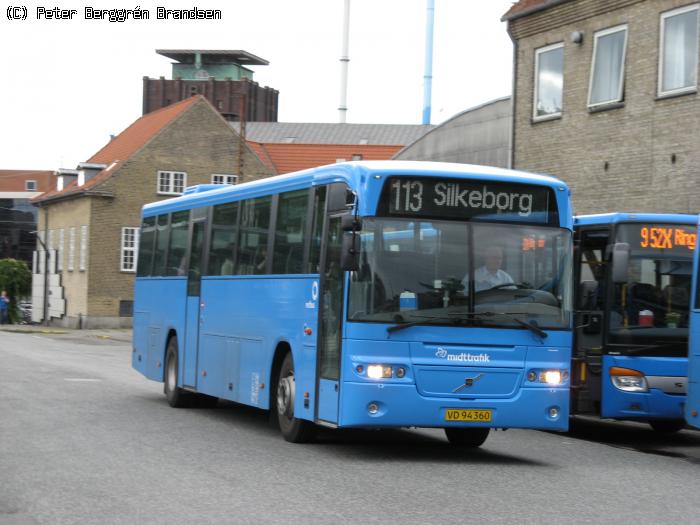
[542,370,562,385]
[367,365,393,379]
[610,367,648,392]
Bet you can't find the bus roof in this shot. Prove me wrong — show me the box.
[574,212,698,227]
[143,160,570,217]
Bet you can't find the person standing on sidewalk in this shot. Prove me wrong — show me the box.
[0,290,9,324]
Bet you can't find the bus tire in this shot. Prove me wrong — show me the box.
[649,419,685,433]
[444,427,490,448]
[164,336,189,408]
[275,352,316,443]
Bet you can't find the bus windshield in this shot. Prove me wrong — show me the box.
[608,223,694,347]
[348,218,572,331]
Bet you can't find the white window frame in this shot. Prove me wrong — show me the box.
[211,174,238,185]
[58,229,64,272]
[68,227,76,271]
[121,227,139,272]
[533,42,565,121]
[587,25,628,108]
[25,180,37,191]
[157,171,187,195]
[658,4,700,98]
[79,225,88,271]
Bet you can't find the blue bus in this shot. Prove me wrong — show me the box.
[685,215,700,429]
[573,213,696,432]
[132,161,573,447]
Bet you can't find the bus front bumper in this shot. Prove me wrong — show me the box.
[337,382,570,431]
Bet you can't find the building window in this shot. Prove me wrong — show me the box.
[58,229,64,272]
[121,227,139,272]
[533,42,564,120]
[352,154,363,161]
[25,180,37,191]
[659,5,699,97]
[588,25,628,108]
[157,171,187,195]
[68,227,76,271]
[79,225,88,271]
[211,174,238,185]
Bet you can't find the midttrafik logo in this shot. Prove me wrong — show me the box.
[435,347,491,363]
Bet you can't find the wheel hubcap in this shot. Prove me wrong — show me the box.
[277,374,295,418]
[167,356,176,391]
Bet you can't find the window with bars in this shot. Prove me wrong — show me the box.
[79,225,88,271]
[211,174,238,185]
[157,171,187,195]
[68,227,76,271]
[121,227,139,272]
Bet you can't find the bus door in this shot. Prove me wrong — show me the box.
[316,185,349,424]
[573,228,609,413]
[183,212,208,388]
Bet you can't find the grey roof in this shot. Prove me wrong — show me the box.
[231,122,435,145]
[156,49,269,66]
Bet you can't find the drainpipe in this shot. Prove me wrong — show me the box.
[34,205,50,326]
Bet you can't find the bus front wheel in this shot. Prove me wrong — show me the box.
[275,353,316,443]
[164,337,189,408]
[444,427,490,448]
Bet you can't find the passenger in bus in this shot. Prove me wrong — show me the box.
[220,244,235,275]
[469,246,515,292]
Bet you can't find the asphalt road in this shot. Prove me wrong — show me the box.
[1,329,700,525]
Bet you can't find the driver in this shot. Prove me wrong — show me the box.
[471,246,515,292]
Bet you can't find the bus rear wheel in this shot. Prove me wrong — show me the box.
[275,352,316,443]
[444,427,490,448]
[164,337,190,408]
[649,419,685,433]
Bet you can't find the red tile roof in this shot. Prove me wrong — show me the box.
[34,96,202,203]
[0,170,54,193]
[246,143,403,175]
[502,0,560,21]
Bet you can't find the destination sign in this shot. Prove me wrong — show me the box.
[381,176,555,223]
[617,224,696,254]
[639,226,696,251]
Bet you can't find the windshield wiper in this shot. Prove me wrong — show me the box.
[386,314,465,334]
[449,311,548,339]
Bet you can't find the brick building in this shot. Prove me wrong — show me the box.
[32,96,272,328]
[143,49,278,122]
[0,170,53,263]
[504,0,700,214]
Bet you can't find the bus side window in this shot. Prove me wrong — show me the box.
[236,196,272,275]
[273,189,309,274]
[208,202,239,276]
[165,211,190,276]
[306,185,327,274]
[153,214,170,276]
[136,217,156,277]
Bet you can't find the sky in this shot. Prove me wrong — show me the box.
[0,0,515,170]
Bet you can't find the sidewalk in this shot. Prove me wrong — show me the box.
[0,324,132,344]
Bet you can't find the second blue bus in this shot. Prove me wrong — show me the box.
[573,213,696,432]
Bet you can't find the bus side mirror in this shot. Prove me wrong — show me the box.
[611,242,630,283]
[340,231,360,271]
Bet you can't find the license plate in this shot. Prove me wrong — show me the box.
[444,409,492,422]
